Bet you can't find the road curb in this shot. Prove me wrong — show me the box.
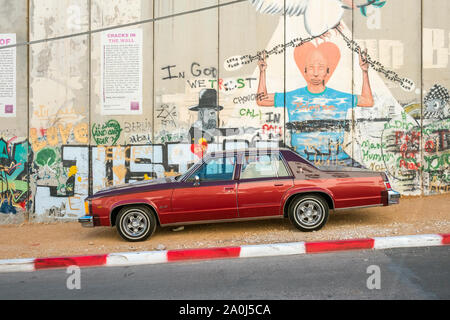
[1,233,449,273]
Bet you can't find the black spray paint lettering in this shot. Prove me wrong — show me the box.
[265,112,281,124]
[187,77,256,91]
[233,93,266,104]
[129,134,152,144]
[161,65,185,80]
[190,62,217,78]
[156,104,177,127]
[162,62,217,81]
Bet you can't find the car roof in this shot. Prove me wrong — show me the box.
[208,147,292,157]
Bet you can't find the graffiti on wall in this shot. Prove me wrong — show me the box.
[0,138,31,214]
[1,0,447,224]
[92,120,123,145]
[31,139,281,221]
[33,145,89,220]
[353,85,450,194]
[29,122,89,152]
[422,84,450,194]
[256,40,373,167]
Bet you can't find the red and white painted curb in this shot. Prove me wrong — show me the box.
[1,233,449,273]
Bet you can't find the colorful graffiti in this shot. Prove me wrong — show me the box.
[0,138,31,214]
[256,41,373,166]
[29,123,89,152]
[31,139,281,221]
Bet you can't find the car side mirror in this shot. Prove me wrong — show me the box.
[193,175,200,186]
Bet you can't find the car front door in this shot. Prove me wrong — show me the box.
[167,155,238,224]
[237,151,294,218]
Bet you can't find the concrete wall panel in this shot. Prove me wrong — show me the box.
[90,1,154,193]
[350,0,423,195]
[30,0,89,41]
[422,0,450,194]
[218,0,284,153]
[153,0,219,175]
[28,34,89,222]
[283,2,355,168]
[29,1,89,221]
[0,0,29,223]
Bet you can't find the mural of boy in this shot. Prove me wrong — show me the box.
[256,41,374,166]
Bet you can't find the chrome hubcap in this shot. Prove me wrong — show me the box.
[122,210,148,238]
[295,200,323,227]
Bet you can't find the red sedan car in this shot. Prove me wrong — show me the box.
[79,148,400,241]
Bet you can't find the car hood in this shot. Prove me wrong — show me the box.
[87,177,178,200]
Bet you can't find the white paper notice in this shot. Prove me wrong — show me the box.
[0,34,16,118]
[101,29,143,115]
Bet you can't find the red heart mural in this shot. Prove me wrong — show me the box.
[294,41,341,84]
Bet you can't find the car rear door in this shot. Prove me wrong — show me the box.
[237,151,294,218]
[167,155,238,224]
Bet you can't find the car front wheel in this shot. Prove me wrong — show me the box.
[116,205,157,242]
[288,195,329,232]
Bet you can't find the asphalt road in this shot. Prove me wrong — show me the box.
[0,246,448,300]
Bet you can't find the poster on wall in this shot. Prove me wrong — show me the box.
[101,29,143,115]
[0,34,16,118]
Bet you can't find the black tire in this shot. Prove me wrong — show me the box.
[116,205,157,242]
[288,194,329,232]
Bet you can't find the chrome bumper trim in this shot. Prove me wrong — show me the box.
[388,190,400,205]
[78,215,94,227]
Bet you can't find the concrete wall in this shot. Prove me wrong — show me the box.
[0,0,449,224]
[0,0,29,224]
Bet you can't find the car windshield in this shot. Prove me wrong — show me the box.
[173,158,204,181]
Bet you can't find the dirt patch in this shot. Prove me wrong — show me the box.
[0,193,449,260]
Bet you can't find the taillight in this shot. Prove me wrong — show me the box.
[380,172,392,190]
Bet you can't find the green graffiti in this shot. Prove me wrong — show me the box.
[422,119,450,136]
[424,153,450,172]
[0,138,30,213]
[92,120,122,145]
[383,112,416,131]
[362,150,393,163]
[35,147,57,167]
[360,140,393,163]
[361,140,386,150]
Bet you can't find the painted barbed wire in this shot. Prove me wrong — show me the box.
[225,25,414,92]
[335,28,414,91]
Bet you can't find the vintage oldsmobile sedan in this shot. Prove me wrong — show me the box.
[79,148,400,241]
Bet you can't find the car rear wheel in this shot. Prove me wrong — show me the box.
[288,194,329,232]
[116,205,157,242]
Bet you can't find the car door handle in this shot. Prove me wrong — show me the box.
[224,187,234,191]
[274,183,284,186]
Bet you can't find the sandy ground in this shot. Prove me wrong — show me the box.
[0,193,449,260]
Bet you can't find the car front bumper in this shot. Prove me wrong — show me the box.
[388,190,401,205]
[78,215,94,228]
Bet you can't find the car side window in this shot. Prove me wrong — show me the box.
[274,153,291,177]
[240,153,291,179]
[187,156,236,182]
